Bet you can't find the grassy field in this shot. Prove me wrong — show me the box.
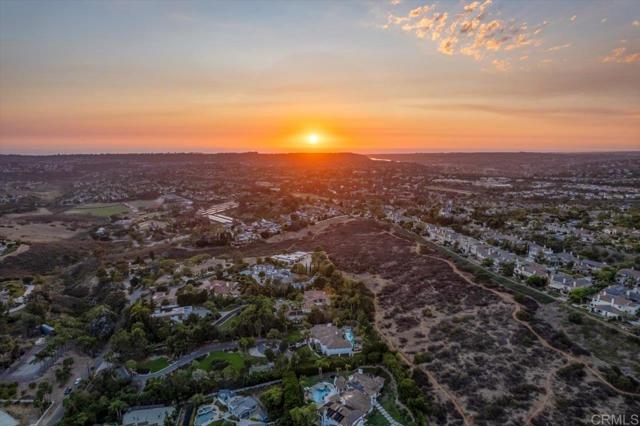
[195,351,245,372]
[136,357,169,373]
[64,202,130,217]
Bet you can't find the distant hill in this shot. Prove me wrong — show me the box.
[369,152,640,177]
[0,152,377,178]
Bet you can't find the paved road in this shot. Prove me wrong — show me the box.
[133,341,239,383]
[38,351,99,426]
[213,305,245,327]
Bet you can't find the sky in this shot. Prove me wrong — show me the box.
[0,0,639,154]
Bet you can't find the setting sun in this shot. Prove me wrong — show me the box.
[307,133,320,145]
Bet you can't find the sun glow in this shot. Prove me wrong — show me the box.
[307,133,320,145]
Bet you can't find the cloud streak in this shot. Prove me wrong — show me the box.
[412,103,640,119]
[602,46,640,63]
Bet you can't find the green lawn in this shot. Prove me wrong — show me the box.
[137,357,169,373]
[366,409,389,426]
[286,329,304,344]
[195,351,245,372]
[64,202,130,217]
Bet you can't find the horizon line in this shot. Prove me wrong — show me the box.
[1,149,640,157]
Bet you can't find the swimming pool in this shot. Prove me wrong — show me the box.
[310,382,335,404]
[344,328,355,346]
[194,405,218,426]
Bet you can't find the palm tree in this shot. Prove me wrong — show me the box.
[109,399,128,421]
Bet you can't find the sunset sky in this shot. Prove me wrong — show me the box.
[0,0,639,154]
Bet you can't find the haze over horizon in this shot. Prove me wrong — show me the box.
[1,0,639,154]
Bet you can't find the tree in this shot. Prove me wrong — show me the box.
[282,371,303,411]
[482,258,494,268]
[526,275,547,288]
[238,337,256,353]
[289,404,319,426]
[108,399,128,421]
[261,386,284,418]
[189,393,206,407]
[500,262,515,277]
[568,287,596,304]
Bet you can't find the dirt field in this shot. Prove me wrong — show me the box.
[266,215,352,244]
[4,208,53,218]
[0,222,84,243]
[0,243,30,260]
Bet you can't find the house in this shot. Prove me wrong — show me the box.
[549,273,592,293]
[590,286,640,319]
[310,324,354,356]
[122,405,174,426]
[616,268,640,286]
[554,251,577,267]
[527,243,553,261]
[345,371,384,401]
[579,259,605,273]
[271,251,312,269]
[515,261,548,279]
[151,305,210,323]
[303,290,330,313]
[319,371,384,426]
[226,396,266,420]
[217,389,236,405]
[474,244,491,261]
[240,264,293,285]
[285,308,306,322]
[320,390,371,426]
[204,280,240,298]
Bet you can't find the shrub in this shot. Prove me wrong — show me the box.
[414,352,433,364]
[568,312,583,324]
[515,310,533,322]
[557,363,585,383]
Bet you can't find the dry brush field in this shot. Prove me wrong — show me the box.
[279,219,639,425]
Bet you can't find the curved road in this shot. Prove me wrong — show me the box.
[133,341,238,383]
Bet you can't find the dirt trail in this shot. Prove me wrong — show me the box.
[525,368,556,426]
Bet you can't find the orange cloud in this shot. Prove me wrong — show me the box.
[384,0,545,67]
[602,46,640,63]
